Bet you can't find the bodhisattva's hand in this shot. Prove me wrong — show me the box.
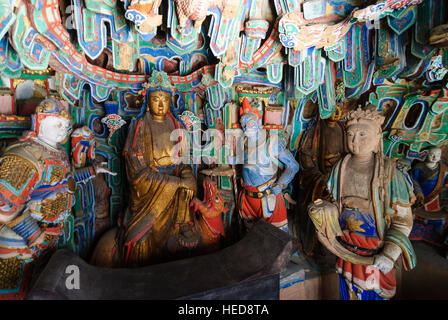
[181,176,197,194]
[373,254,394,274]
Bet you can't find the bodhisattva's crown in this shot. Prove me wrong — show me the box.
[343,107,385,133]
[142,70,174,93]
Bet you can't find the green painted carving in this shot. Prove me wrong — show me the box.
[387,5,417,35]
[411,0,436,59]
[12,6,51,70]
[343,24,364,89]
[383,88,448,162]
[0,0,15,39]
[324,37,347,62]
[317,58,336,119]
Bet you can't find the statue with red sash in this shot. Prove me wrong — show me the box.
[308,108,416,300]
[237,98,299,232]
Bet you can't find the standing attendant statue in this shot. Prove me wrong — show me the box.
[236,98,299,232]
[409,147,448,248]
[0,99,112,299]
[308,108,416,300]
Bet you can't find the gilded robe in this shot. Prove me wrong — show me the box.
[118,112,195,266]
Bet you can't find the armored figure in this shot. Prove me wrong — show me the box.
[237,98,299,232]
[0,99,74,299]
[411,147,448,212]
[308,108,416,300]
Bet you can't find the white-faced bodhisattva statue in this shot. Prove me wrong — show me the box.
[308,107,417,300]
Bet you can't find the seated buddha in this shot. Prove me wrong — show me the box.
[114,71,199,267]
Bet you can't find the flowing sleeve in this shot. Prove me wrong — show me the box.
[387,165,416,214]
[383,166,417,270]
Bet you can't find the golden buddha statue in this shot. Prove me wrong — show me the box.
[91,71,200,267]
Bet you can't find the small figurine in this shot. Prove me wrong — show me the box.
[125,0,163,37]
[69,126,116,257]
[409,147,448,247]
[174,0,238,32]
[236,98,299,232]
[308,107,416,300]
[191,175,228,253]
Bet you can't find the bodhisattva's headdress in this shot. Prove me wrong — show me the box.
[343,107,385,134]
[142,70,174,94]
[32,98,72,133]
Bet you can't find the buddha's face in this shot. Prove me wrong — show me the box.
[148,90,171,117]
[346,121,381,157]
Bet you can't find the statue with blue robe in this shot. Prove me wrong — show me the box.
[409,147,448,246]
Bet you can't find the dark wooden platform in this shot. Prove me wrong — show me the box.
[27,220,297,300]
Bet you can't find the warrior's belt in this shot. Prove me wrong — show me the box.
[243,187,273,199]
[242,177,277,199]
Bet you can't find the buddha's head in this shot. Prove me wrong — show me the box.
[143,70,174,121]
[148,90,171,119]
[343,107,385,157]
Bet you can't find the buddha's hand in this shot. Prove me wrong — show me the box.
[373,254,394,274]
[181,176,197,194]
